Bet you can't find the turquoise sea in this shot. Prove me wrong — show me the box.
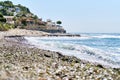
[25,33,120,68]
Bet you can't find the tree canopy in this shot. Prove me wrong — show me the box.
[0,1,31,16]
[56,21,62,25]
[0,1,14,8]
[0,14,6,23]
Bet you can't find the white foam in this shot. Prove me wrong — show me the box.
[35,36,91,40]
[92,35,120,39]
[25,37,120,68]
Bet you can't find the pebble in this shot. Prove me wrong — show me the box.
[0,39,119,80]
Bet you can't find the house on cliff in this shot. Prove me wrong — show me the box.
[0,5,3,9]
[4,16,14,24]
[15,7,20,13]
[46,19,56,27]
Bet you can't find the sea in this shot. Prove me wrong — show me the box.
[25,33,120,68]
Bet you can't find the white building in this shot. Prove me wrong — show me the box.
[15,7,20,13]
[0,6,3,9]
[46,19,56,27]
[4,16,14,24]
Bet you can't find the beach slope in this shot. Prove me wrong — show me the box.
[0,30,119,80]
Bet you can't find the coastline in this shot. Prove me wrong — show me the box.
[0,29,80,37]
[0,29,120,80]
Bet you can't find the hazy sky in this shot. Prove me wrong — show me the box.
[1,0,120,33]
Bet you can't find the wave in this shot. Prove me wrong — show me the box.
[25,37,120,68]
[79,33,120,39]
[92,35,120,39]
[27,34,120,41]
[36,36,91,40]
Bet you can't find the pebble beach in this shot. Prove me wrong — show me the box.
[0,29,120,80]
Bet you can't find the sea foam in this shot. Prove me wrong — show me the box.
[25,36,120,68]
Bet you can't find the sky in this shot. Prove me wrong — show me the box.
[1,0,120,33]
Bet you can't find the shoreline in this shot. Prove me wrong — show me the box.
[0,29,120,80]
[5,36,118,67]
[1,29,81,37]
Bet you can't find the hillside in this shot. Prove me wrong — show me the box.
[0,1,31,16]
[0,1,66,33]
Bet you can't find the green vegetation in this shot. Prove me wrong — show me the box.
[21,19,27,26]
[0,1,31,16]
[0,1,34,30]
[0,1,66,33]
[56,21,62,25]
[0,1,14,8]
[0,1,14,16]
[17,4,30,13]
[0,14,6,22]
[0,12,13,31]
[0,22,14,31]
[0,9,14,16]
[32,15,38,19]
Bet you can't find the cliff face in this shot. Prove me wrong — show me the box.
[38,28,66,33]
[41,29,66,33]
[24,25,66,33]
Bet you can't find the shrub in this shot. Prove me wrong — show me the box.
[0,14,6,23]
[56,21,62,25]
[0,22,14,31]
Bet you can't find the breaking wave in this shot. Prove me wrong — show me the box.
[92,35,120,39]
[25,36,120,68]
